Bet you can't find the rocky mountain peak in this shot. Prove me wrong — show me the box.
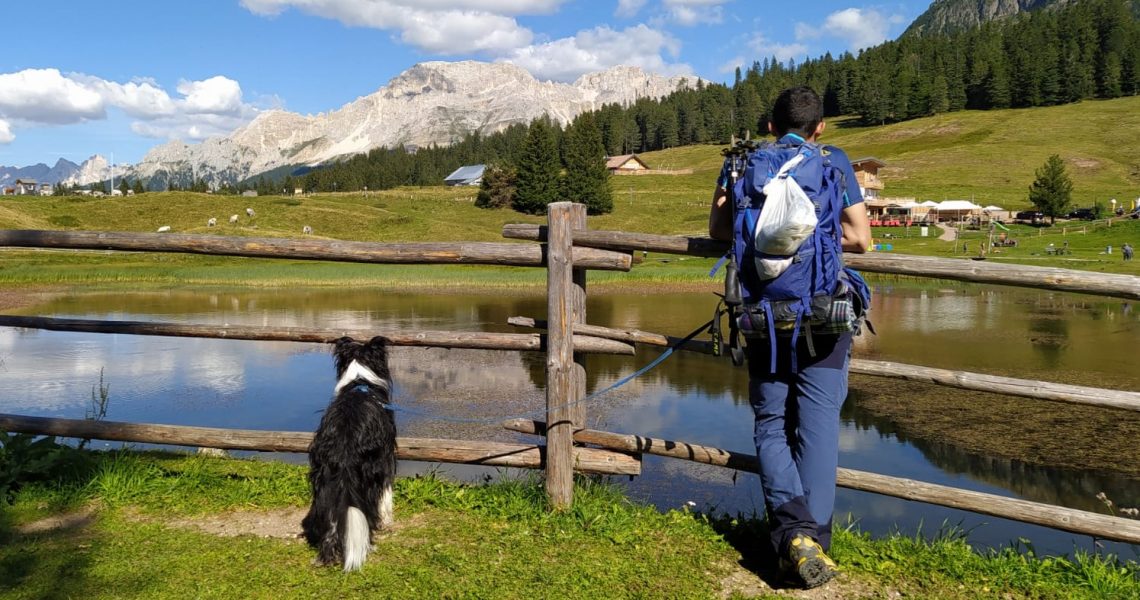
[126,60,696,188]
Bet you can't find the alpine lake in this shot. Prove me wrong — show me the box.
[2,279,1138,558]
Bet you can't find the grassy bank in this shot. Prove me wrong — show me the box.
[2,449,1136,599]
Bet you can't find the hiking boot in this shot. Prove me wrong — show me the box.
[781,534,837,589]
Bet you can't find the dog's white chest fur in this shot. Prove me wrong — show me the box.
[334,360,390,395]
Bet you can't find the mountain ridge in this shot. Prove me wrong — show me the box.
[125,61,693,189]
[0,158,79,188]
[905,0,1080,36]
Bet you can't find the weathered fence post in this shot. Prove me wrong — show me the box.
[545,202,575,508]
[570,203,588,430]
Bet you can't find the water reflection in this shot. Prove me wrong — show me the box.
[1,282,1138,557]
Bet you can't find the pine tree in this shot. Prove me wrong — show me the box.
[132,179,145,195]
[928,74,950,115]
[1028,154,1074,224]
[513,116,561,215]
[1101,51,1123,97]
[475,164,517,209]
[560,113,612,215]
[118,178,129,196]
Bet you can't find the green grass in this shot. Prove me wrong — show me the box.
[2,451,1137,599]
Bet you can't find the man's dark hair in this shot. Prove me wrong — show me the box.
[770,86,823,138]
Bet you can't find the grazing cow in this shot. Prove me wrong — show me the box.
[246,207,255,218]
[302,225,313,235]
[157,226,171,233]
[229,214,239,224]
[207,217,217,227]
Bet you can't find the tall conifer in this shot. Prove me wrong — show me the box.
[560,113,613,215]
[1028,154,1074,224]
[513,116,561,215]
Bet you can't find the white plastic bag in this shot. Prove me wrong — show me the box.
[753,153,818,257]
[754,256,794,280]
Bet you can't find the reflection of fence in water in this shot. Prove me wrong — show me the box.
[2,204,1140,543]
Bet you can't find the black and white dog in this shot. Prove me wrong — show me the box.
[302,336,397,571]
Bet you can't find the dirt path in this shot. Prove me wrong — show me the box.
[936,223,957,241]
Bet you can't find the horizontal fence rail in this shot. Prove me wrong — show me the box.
[0,414,641,476]
[0,229,633,271]
[504,419,1140,545]
[0,315,635,355]
[502,224,1140,301]
[508,317,1140,412]
[507,316,716,355]
[847,360,1140,413]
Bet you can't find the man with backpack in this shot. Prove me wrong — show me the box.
[709,86,871,589]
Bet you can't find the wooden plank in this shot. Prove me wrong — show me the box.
[502,224,1140,301]
[833,468,1140,545]
[504,419,1140,544]
[507,316,717,355]
[502,224,725,258]
[0,413,639,476]
[0,315,635,356]
[504,419,757,471]
[508,318,1140,412]
[545,203,575,508]
[0,229,632,271]
[849,359,1140,413]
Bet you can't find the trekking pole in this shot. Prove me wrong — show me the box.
[721,140,752,366]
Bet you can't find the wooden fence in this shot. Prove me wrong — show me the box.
[2,202,1139,543]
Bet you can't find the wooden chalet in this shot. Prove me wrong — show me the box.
[605,154,649,174]
[850,157,886,200]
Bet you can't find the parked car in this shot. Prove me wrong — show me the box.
[1067,207,1096,220]
[1015,210,1045,223]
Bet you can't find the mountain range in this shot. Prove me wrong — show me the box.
[0,158,80,188]
[120,61,689,189]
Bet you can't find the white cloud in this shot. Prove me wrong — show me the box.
[819,8,905,51]
[0,69,105,124]
[719,56,745,75]
[504,24,690,82]
[749,34,809,63]
[130,112,254,142]
[615,0,647,18]
[663,0,730,26]
[239,0,568,54]
[70,75,177,119]
[395,10,533,53]
[0,69,260,143]
[177,76,246,115]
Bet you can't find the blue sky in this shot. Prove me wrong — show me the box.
[0,0,926,167]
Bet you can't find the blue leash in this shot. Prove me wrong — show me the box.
[380,319,715,425]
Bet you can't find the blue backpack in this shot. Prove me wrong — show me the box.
[719,139,871,371]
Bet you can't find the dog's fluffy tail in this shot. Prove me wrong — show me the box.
[342,506,371,572]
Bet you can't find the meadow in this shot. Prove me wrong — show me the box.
[0,97,1135,290]
[2,97,1139,287]
[1,449,1136,599]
